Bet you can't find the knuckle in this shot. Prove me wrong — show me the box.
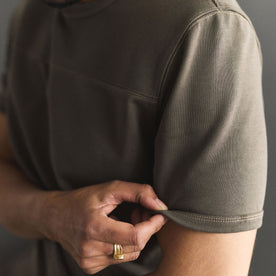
[78,241,92,258]
[111,180,121,189]
[78,257,92,269]
[105,180,121,198]
[103,243,114,255]
[142,184,154,195]
[129,251,141,261]
[134,184,154,204]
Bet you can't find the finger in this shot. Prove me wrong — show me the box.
[76,251,141,272]
[134,214,168,245]
[108,181,168,211]
[75,239,141,258]
[87,212,167,246]
[90,213,139,245]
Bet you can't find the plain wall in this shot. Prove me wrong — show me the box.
[0,0,275,275]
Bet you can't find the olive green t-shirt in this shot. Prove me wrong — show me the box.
[0,0,268,275]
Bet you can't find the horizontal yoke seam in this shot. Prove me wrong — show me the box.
[158,9,260,103]
[50,62,159,103]
[11,43,159,103]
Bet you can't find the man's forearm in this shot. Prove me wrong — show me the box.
[0,159,51,239]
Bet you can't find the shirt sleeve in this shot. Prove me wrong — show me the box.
[149,11,268,233]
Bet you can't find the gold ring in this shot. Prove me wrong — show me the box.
[113,243,124,260]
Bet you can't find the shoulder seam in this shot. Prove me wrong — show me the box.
[157,8,218,103]
[157,9,262,103]
[187,10,256,35]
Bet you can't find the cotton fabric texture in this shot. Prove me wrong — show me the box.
[0,0,267,275]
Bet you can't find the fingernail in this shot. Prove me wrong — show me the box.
[155,198,168,210]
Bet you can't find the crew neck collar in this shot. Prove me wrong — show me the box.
[60,0,116,19]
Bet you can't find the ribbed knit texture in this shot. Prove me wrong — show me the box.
[0,0,267,275]
[151,11,267,232]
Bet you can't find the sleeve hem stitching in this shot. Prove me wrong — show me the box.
[151,210,264,223]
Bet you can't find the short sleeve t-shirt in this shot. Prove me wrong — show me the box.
[0,0,268,275]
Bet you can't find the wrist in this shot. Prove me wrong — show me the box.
[32,190,61,240]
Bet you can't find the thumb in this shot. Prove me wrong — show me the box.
[110,181,168,211]
[134,214,168,244]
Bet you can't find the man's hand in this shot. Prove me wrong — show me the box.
[40,180,168,275]
[0,114,168,274]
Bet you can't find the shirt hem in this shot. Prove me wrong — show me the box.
[149,209,264,233]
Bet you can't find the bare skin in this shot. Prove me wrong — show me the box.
[40,181,169,274]
[144,209,258,276]
[0,113,168,275]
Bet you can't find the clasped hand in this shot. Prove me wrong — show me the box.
[39,180,168,275]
